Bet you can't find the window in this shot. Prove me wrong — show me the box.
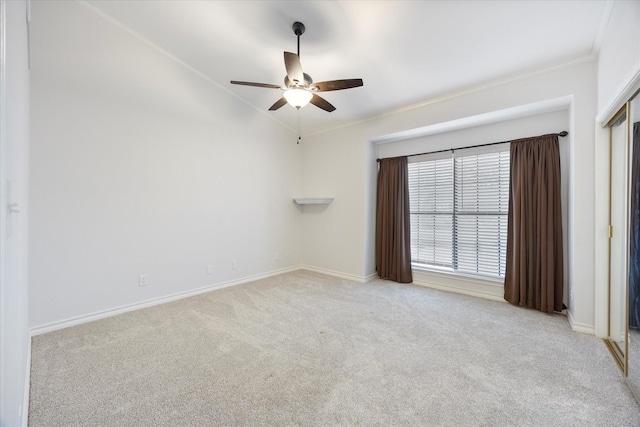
[408,147,510,278]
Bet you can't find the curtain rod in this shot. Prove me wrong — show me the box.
[376,131,568,162]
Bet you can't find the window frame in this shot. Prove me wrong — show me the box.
[408,143,510,280]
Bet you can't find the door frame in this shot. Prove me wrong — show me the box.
[595,69,640,339]
[602,103,631,375]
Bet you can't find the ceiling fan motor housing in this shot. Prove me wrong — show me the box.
[292,22,305,36]
[284,73,313,89]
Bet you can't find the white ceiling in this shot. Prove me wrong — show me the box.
[86,0,610,136]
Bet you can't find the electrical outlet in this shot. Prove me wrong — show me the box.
[207,264,214,275]
[139,274,148,287]
[232,259,239,270]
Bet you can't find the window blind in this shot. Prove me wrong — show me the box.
[408,158,453,268]
[408,149,510,278]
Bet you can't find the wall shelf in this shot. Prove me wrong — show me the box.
[293,197,334,205]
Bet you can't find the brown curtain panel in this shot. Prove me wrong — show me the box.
[504,134,564,313]
[376,157,413,283]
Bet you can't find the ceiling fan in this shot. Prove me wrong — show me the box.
[230,21,364,112]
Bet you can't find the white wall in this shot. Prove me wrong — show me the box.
[376,110,568,158]
[0,0,30,425]
[597,0,640,115]
[29,1,302,330]
[300,124,368,280]
[301,60,597,331]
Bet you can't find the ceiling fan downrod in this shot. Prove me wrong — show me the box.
[292,22,305,58]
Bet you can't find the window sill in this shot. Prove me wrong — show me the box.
[412,265,504,284]
[411,265,504,301]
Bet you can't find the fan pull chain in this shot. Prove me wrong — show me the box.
[297,108,302,144]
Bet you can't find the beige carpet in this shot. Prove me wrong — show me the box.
[29,270,640,426]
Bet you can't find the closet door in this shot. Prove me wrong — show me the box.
[607,103,630,375]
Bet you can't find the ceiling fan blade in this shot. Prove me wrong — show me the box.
[312,79,364,92]
[230,81,282,89]
[269,97,288,111]
[284,52,304,85]
[310,94,336,112]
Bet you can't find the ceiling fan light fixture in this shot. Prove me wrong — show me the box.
[284,88,312,109]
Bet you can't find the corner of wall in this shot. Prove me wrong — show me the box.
[568,310,596,335]
[0,0,31,425]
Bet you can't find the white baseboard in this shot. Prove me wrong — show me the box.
[299,265,369,283]
[364,272,378,282]
[567,310,595,335]
[22,337,31,427]
[30,266,301,336]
